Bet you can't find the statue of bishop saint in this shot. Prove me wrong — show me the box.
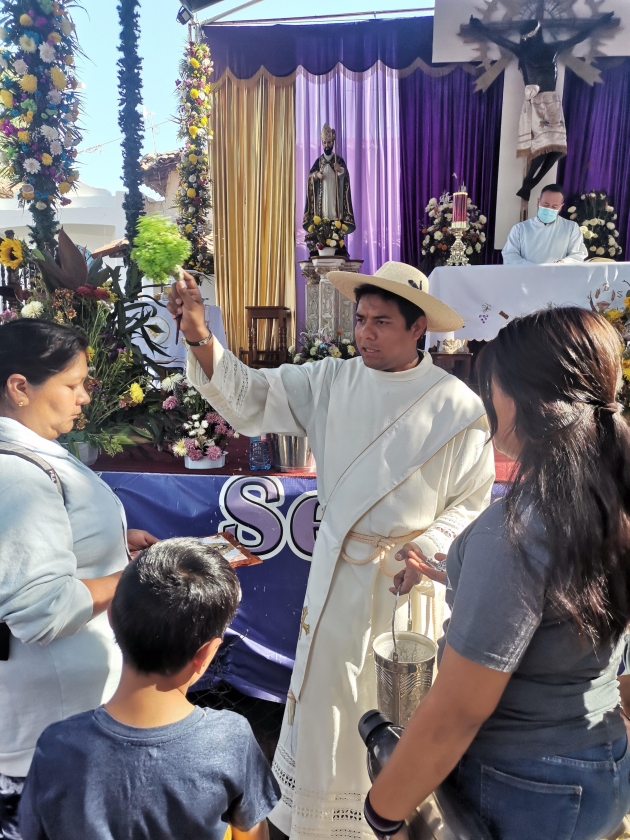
[303,123,356,253]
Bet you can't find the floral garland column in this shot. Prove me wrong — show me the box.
[0,0,82,252]
[174,37,213,276]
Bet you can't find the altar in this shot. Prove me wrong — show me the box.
[428,261,630,342]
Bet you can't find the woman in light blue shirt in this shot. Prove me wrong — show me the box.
[0,319,156,839]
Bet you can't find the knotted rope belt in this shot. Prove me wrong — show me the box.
[340,528,426,577]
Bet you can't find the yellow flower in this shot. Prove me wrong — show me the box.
[17,130,30,143]
[623,359,630,381]
[185,223,193,232]
[312,215,321,225]
[190,88,199,99]
[188,125,198,138]
[172,438,187,457]
[19,13,33,26]
[19,74,37,94]
[338,239,345,248]
[200,115,208,126]
[334,220,342,228]
[341,224,348,232]
[50,67,67,90]
[48,32,62,44]
[188,153,198,164]
[65,54,74,65]
[0,90,14,109]
[59,181,72,194]
[129,383,144,404]
[624,296,630,310]
[326,239,336,248]
[187,187,196,198]
[308,225,314,233]
[24,111,34,124]
[347,345,356,355]
[41,153,53,166]
[190,57,200,69]
[0,239,24,270]
[86,346,95,363]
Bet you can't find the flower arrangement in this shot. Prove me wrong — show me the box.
[159,371,236,463]
[2,229,169,455]
[174,40,213,276]
[565,191,622,260]
[0,0,82,251]
[291,329,356,364]
[420,192,487,271]
[305,216,348,254]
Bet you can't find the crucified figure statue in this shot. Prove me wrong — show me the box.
[469,12,614,201]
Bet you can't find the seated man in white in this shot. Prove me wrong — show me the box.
[502,184,588,265]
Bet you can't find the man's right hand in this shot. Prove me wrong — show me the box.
[166,271,208,343]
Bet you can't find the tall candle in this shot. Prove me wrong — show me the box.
[452,190,468,227]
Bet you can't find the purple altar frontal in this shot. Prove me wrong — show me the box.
[100,470,508,704]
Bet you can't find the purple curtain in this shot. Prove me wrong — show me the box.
[558,58,630,259]
[399,67,504,269]
[203,17,433,80]
[295,67,402,333]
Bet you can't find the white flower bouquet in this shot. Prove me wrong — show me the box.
[566,191,622,260]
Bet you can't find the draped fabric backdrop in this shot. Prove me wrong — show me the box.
[559,58,630,259]
[211,73,296,353]
[399,67,505,269]
[295,65,401,332]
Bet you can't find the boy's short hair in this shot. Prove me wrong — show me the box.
[111,538,241,675]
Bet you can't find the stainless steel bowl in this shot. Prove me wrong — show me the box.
[267,434,316,474]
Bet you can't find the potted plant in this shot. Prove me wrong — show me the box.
[420,193,487,272]
[305,216,348,257]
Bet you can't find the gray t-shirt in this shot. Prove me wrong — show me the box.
[438,499,625,760]
[19,706,279,840]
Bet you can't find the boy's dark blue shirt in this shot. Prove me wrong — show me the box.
[19,706,279,840]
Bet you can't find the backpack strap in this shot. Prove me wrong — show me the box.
[0,443,65,663]
[0,443,64,502]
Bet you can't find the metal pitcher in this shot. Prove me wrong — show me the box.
[267,434,316,474]
[373,590,436,727]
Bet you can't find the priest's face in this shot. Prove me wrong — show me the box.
[323,140,334,156]
[355,294,426,372]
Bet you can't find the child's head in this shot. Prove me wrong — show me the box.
[111,538,241,676]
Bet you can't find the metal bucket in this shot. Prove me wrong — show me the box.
[373,592,436,727]
[267,434,316,474]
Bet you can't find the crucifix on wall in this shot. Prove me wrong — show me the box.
[433,0,630,250]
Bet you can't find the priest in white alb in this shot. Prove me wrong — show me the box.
[167,262,495,840]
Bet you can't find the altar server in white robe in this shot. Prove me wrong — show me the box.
[503,183,588,265]
[167,262,495,840]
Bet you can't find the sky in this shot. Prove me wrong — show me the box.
[74,0,434,194]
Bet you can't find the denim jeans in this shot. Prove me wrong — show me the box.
[454,736,630,840]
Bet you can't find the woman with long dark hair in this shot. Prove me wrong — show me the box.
[366,307,630,840]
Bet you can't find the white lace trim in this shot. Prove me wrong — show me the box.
[218,352,250,416]
[273,745,375,840]
[422,508,469,556]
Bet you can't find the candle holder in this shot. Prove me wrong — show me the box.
[447,225,469,266]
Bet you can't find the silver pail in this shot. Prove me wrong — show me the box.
[373,593,436,727]
[267,434,316,474]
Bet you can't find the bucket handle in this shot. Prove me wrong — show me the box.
[391,589,413,663]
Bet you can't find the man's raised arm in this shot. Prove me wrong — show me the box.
[467,16,521,56]
[167,272,215,379]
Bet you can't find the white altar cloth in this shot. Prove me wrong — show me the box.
[428,263,630,342]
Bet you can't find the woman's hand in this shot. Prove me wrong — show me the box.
[127,529,159,554]
[166,271,208,342]
[390,543,447,595]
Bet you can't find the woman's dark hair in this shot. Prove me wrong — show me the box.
[111,538,241,676]
[478,307,630,645]
[0,318,88,393]
[355,283,425,330]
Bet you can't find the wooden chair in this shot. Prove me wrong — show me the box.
[239,306,291,369]
[430,351,472,385]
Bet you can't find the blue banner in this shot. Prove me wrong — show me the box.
[100,472,318,703]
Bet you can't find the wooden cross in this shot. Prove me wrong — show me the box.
[299,606,310,639]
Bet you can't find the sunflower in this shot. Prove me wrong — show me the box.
[0,239,24,270]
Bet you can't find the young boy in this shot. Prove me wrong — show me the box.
[19,538,279,840]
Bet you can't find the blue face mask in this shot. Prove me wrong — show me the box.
[537,206,559,224]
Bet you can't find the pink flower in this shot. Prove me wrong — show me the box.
[185,444,204,461]
[206,445,222,461]
[215,422,229,435]
[162,396,178,410]
[205,411,221,424]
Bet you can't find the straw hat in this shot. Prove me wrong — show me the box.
[328,261,463,333]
